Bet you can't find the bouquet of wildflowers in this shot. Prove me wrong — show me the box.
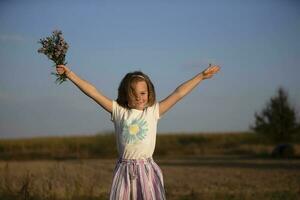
[38,30,69,84]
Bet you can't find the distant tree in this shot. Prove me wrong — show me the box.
[250,87,300,142]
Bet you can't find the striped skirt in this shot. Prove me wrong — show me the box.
[109,157,166,200]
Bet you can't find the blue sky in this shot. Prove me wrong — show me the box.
[0,0,300,138]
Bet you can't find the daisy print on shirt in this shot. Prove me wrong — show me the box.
[123,118,149,144]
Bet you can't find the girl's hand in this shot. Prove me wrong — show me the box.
[201,64,220,80]
[56,65,71,76]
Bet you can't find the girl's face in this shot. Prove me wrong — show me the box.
[128,81,148,110]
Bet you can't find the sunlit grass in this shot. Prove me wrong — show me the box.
[0,132,299,199]
[1,157,299,200]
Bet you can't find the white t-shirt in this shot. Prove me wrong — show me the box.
[111,101,160,159]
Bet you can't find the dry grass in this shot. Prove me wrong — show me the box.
[1,156,299,200]
[0,159,114,200]
[160,156,300,199]
[1,133,300,199]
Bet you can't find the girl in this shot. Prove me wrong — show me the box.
[56,64,220,199]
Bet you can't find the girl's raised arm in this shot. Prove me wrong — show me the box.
[159,64,220,116]
[56,65,113,113]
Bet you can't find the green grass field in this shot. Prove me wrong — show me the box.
[0,132,299,200]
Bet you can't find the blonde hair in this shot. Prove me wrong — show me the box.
[117,71,156,109]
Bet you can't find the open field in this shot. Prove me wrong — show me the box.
[0,156,300,200]
[1,133,300,199]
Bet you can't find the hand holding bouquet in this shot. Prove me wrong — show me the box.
[56,64,71,76]
[37,30,69,84]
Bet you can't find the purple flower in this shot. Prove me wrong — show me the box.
[38,30,69,84]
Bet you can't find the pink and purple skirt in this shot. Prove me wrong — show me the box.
[109,157,166,200]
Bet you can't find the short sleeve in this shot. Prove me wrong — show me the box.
[111,101,125,122]
[153,102,160,120]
